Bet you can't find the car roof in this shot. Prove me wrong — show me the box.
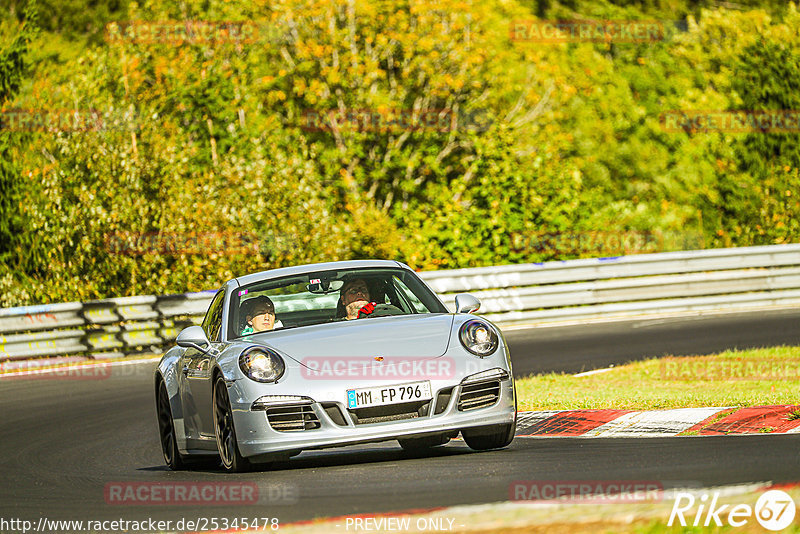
[232,259,411,287]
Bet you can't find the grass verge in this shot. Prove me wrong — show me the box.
[516,345,800,411]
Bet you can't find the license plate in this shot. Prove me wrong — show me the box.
[347,381,433,409]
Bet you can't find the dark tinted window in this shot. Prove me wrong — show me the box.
[202,289,225,342]
[227,267,448,339]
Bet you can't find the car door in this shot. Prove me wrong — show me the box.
[179,288,225,444]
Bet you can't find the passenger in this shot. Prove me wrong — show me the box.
[337,278,376,320]
[241,296,277,334]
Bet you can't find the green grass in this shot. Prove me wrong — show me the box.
[516,346,800,411]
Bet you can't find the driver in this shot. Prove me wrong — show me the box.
[338,278,377,320]
[241,296,278,334]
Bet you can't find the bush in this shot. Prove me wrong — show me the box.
[1,0,799,305]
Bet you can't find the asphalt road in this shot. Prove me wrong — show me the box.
[504,308,800,376]
[1,309,799,527]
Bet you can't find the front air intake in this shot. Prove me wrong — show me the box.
[266,404,321,431]
[457,380,500,411]
[348,400,431,425]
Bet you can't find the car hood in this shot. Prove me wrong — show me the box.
[245,313,455,363]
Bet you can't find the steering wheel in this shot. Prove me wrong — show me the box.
[366,304,404,318]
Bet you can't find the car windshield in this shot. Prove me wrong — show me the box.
[227,267,447,339]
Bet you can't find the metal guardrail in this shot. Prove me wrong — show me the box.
[422,244,800,324]
[1,244,799,363]
[0,293,215,363]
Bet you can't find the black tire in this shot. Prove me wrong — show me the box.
[398,433,451,451]
[213,375,251,473]
[462,421,516,451]
[156,380,185,470]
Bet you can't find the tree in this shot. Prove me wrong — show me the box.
[0,0,37,264]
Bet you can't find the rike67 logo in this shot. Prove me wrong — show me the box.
[669,490,796,531]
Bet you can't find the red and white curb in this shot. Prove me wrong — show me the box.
[516,405,800,437]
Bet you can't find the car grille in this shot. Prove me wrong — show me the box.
[266,404,321,432]
[457,380,501,411]
[349,400,431,425]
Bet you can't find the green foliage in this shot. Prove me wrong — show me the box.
[0,0,37,268]
[725,36,800,246]
[0,9,36,102]
[2,0,126,44]
[735,38,800,173]
[1,0,800,305]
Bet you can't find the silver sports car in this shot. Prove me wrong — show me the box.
[155,260,516,472]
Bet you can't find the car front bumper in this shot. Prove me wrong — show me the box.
[231,375,516,459]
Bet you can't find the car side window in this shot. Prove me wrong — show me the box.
[202,290,225,342]
[393,276,427,313]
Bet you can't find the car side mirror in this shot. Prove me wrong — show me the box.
[176,326,211,352]
[454,293,481,314]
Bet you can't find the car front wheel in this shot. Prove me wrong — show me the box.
[462,421,516,451]
[213,375,251,472]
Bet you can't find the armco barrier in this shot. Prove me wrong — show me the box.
[421,245,800,324]
[1,244,798,363]
[0,292,214,361]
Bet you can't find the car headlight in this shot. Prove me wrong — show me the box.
[239,347,285,383]
[459,319,498,357]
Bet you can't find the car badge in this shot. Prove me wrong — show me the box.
[374,356,384,362]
